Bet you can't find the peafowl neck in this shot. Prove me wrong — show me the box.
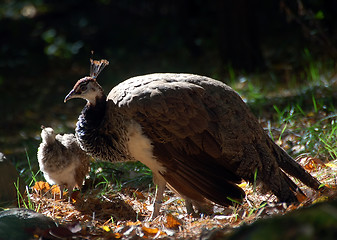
[79,95,107,129]
[75,95,131,162]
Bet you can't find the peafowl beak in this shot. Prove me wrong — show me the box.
[64,89,75,103]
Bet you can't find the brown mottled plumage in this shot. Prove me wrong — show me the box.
[37,126,91,200]
[64,59,326,219]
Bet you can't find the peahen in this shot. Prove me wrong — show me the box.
[64,59,326,219]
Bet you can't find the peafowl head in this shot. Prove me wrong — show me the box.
[40,126,56,144]
[64,59,109,105]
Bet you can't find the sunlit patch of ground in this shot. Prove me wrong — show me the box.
[26,158,335,239]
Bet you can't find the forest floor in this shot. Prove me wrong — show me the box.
[26,155,336,239]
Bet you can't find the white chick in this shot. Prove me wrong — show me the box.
[37,126,91,201]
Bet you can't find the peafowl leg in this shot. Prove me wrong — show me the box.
[149,179,166,220]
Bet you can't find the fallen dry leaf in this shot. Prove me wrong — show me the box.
[238,182,248,188]
[126,220,142,226]
[165,213,182,229]
[32,181,50,193]
[102,225,111,232]
[325,162,337,168]
[50,185,61,195]
[297,156,326,172]
[312,195,329,204]
[133,190,146,199]
[71,190,81,202]
[142,226,160,237]
[295,191,307,203]
[113,232,122,238]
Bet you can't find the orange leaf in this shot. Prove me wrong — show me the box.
[113,232,122,239]
[165,213,182,229]
[32,181,50,192]
[301,157,325,171]
[141,226,159,236]
[133,190,145,200]
[50,185,62,195]
[295,191,307,203]
[71,191,81,202]
[287,204,299,211]
[126,221,141,226]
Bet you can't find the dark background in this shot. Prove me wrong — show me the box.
[0,0,337,166]
[1,0,337,77]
